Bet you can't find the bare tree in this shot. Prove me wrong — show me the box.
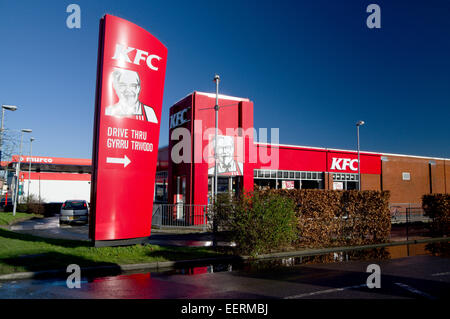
[1,129,22,181]
[1,129,21,160]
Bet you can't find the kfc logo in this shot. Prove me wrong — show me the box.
[330,158,358,171]
[112,43,162,71]
[105,67,158,122]
[208,135,243,176]
[169,108,190,129]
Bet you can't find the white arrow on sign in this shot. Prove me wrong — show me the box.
[106,155,131,168]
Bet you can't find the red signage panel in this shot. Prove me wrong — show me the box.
[90,15,167,245]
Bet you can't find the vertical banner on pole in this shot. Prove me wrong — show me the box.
[90,14,168,246]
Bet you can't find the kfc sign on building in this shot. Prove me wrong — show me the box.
[327,152,381,174]
[90,14,167,246]
[330,157,358,171]
[169,108,190,129]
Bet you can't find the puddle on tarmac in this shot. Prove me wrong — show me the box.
[113,241,450,279]
[1,241,448,291]
[236,241,450,272]
[161,241,449,275]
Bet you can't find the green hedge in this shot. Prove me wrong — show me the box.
[422,194,450,236]
[211,191,297,256]
[212,189,391,254]
[3,202,59,216]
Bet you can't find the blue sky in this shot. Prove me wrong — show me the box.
[0,0,449,159]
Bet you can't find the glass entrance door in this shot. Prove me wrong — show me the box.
[208,176,242,201]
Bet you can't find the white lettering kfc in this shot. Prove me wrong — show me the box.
[112,44,134,63]
[133,49,148,65]
[331,158,358,171]
[169,108,190,129]
[112,43,162,71]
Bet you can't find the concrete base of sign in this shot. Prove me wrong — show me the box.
[93,236,149,247]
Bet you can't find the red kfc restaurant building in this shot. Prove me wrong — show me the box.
[156,91,450,207]
[3,92,448,210]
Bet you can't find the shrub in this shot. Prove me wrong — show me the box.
[422,194,450,236]
[3,194,46,215]
[41,202,63,217]
[211,191,298,256]
[210,193,237,233]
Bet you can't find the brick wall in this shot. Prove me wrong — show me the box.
[431,160,447,194]
[361,173,381,191]
[382,155,448,204]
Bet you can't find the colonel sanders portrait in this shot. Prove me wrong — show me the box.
[208,135,243,175]
[105,67,158,123]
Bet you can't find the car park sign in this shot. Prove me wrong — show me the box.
[90,14,167,245]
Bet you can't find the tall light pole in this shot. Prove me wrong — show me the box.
[13,128,32,216]
[356,120,365,191]
[1,105,18,184]
[213,74,220,200]
[27,137,35,201]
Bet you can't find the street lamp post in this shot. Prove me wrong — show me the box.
[0,105,18,183]
[27,137,35,201]
[356,120,365,191]
[213,74,220,201]
[13,128,32,216]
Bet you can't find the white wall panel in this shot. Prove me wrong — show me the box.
[22,180,91,203]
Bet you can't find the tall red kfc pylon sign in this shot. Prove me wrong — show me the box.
[90,15,167,246]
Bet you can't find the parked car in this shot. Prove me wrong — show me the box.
[59,200,89,225]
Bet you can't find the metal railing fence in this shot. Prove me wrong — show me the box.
[389,203,431,224]
[152,203,209,230]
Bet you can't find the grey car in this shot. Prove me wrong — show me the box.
[60,200,89,224]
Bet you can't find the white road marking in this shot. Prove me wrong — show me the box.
[394,282,436,300]
[431,271,450,277]
[284,284,367,299]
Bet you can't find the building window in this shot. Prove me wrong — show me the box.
[154,171,168,202]
[332,173,359,190]
[253,169,324,190]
